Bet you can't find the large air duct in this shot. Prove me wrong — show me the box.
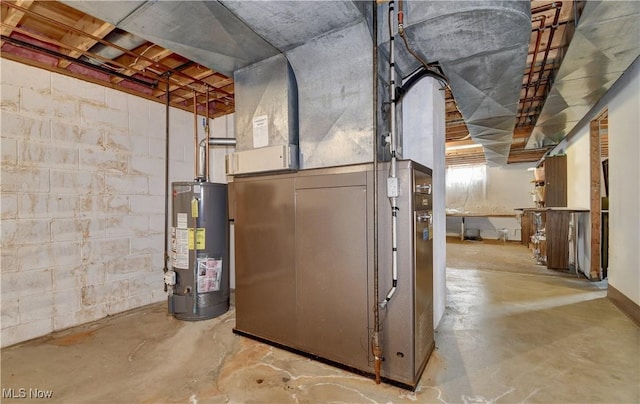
[63,1,530,164]
[381,1,531,164]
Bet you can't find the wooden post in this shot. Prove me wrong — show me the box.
[589,118,602,280]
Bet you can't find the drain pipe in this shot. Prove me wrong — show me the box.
[381,0,399,310]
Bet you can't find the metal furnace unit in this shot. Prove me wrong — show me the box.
[232,160,433,389]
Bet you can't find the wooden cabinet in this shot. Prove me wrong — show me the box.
[519,208,588,271]
[539,155,567,207]
[520,209,540,245]
[545,210,571,269]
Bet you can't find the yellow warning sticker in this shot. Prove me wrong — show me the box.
[191,198,199,218]
[196,228,205,249]
[188,228,206,250]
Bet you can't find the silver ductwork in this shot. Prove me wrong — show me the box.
[221,1,372,52]
[225,1,374,169]
[233,54,298,153]
[526,1,640,149]
[62,0,531,166]
[60,1,280,76]
[227,53,300,174]
[286,21,374,169]
[379,1,531,164]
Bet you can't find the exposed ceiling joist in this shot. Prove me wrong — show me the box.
[57,14,114,68]
[0,0,33,44]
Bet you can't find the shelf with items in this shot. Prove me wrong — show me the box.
[530,155,567,208]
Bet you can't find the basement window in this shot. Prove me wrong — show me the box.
[445,164,487,208]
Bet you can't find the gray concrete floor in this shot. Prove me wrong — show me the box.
[2,241,638,403]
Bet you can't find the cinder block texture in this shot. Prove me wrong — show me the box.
[0,60,200,347]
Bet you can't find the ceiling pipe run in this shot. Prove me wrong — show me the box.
[518,15,546,128]
[524,2,562,128]
[526,1,640,149]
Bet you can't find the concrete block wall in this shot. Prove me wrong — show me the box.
[0,59,235,347]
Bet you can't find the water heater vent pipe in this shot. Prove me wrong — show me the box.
[197,138,237,181]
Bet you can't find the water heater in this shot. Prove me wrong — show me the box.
[165,182,229,320]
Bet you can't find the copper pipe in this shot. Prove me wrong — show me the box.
[519,2,564,126]
[532,3,563,100]
[522,70,554,87]
[518,2,564,126]
[1,23,158,86]
[371,1,381,387]
[372,333,383,384]
[519,15,545,126]
[193,92,198,179]
[1,33,156,89]
[526,3,563,126]
[205,87,210,182]
[531,2,562,15]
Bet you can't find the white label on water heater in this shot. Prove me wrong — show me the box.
[174,228,189,269]
[252,115,269,148]
[197,258,223,292]
[177,213,188,229]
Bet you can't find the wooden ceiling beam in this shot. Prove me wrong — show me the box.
[446,138,478,148]
[446,154,486,167]
[0,0,34,45]
[3,1,232,102]
[110,45,173,84]
[57,15,115,68]
[2,23,163,88]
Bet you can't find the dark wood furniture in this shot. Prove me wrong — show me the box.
[518,207,589,271]
[538,155,567,207]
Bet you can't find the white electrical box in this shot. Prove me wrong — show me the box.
[387,177,400,198]
[164,270,176,286]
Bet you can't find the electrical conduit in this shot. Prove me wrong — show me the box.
[381,0,399,310]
